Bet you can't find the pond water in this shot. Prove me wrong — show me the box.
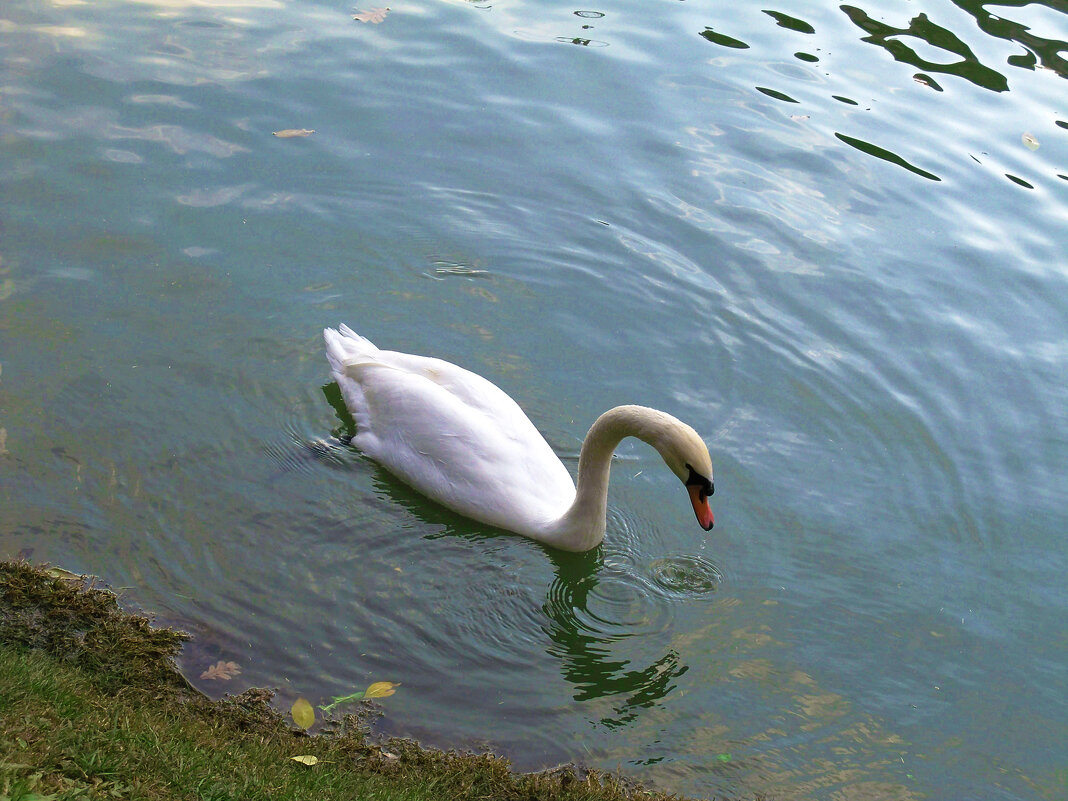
[2,0,1066,798]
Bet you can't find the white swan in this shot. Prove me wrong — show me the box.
[324,325,714,552]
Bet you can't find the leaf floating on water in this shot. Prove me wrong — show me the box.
[1022,132,1040,151]
[319,690,365,713]
[290,755,319,766]
[200,660,241,681]
[365,681,400,699]
[273,128,315,138]
[319,681,400,712]
[291,697,315,730]
[352,7,389,23]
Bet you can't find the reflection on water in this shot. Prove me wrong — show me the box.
[841,5,1009,92]
[543,550,687,725]
[835,133,941,181]
[325,376,708,727]
[697,1,1067,186]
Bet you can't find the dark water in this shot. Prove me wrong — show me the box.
[2,0,1066,798]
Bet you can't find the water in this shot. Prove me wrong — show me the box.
[1,0,1066,797]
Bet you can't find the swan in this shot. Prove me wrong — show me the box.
[324,325,714,552]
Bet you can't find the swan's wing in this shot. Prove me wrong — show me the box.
[325,326,527,430]
[347,361,575,531]
[373,350,532,426]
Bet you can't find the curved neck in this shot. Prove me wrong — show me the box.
[547,405,680,552]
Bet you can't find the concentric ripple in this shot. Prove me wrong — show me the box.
[647,555,722,600]
[579,562,675,639]
[544,553,675,643]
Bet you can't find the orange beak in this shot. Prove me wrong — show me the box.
[687,484,714,530]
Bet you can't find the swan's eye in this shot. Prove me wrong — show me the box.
[684,464,713,502]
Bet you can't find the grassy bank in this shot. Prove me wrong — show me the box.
[0,561,706,801]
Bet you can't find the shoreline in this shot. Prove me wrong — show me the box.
[0,559,738,801]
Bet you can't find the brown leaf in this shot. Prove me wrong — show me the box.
[273,128,315,138]
[352,7,389,23]
[200,660,241,680]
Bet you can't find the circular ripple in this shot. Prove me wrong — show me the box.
[582,565,674,638]
[648,555,722,600]
[545,557,675,643]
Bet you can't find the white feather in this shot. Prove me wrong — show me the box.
[324,326,714,551]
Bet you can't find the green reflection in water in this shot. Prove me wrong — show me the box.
[700,27,750,49]
[763,10,816,35]
[952,0,1068,78]
[835,133,941,181]
[756,86,800,103]
[913,72,944,91]
[840,5,1009,92]
[542,549,688,727]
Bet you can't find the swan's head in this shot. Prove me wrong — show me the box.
[597,405,716,532]
[654,417,715,531]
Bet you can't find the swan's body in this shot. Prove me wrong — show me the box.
[324,325,714,551]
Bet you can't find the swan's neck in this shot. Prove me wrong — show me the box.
[547,405,681,552]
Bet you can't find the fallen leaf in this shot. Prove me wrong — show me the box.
[352,7,389,23]
[200,660,241,681]
[291,697,315,730]
[365,681,400,699]
[1022,132,1039,151]
[273,128,315,138]
[318,680,401,713]
[319,691,365,713]
[290,755,319,766]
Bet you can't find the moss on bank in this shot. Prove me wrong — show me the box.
[0,560,710,801]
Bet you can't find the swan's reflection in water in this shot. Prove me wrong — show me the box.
[322,379,720,726]
[541,538,719,725]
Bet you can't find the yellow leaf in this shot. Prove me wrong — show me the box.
[291,697,315,730]
[290,755,319,766]
[364,681,400,699]
[273,128,315,138]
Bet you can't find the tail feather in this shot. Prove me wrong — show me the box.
[323,325,378,371]
[323,326,379,435]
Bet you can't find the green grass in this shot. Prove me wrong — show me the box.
[0,645,425,800]
[0,561,708,801]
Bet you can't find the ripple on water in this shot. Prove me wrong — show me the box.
[647,555,722,599]
[579,562,675,640]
